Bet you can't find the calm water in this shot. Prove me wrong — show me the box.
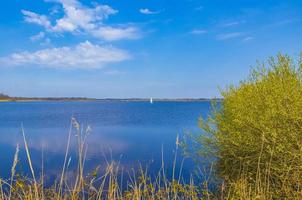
[0,101,212,184]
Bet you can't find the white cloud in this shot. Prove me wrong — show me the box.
[139,8,159,15]
[242,36,253,42]
[30,32,45,41]
[51,1,118,32]
[0,41,130,69]
[264,19,298,29]
[49,5,60,15]
[220,21,240,27]
[91,26,140,41]
[104,69,124,75]
[22,0,140,41]
[22,10,52,29]
[190,29,207,35]
[216,32,243,40]
[219,20,246,28]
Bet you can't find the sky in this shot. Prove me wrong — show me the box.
[0,0,302,98]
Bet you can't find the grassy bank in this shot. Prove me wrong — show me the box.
[0,99,12,102]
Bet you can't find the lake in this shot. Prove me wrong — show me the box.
[0,101,212,185]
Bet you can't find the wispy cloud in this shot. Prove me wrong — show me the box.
[0,41,130,69]
[22,10,52,29]
[242,36,253,42]
[216,32,243,40]
[139,8,160,15]
[30,32,45,41]
[40,38,52,46]
[219,21,241,27]
[190,29,207,35]
[104,69,124,75]
[91,26,140,41]
[22,0,141,41]
[264,19,299,29]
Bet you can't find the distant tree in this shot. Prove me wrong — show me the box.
[0,93,9,98]
[193,54,302,197]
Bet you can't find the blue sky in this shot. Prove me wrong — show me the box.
[0,0,302,98]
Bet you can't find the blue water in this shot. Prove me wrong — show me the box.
[0,101,212,184]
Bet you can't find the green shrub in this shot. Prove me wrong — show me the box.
[196,54,302,198]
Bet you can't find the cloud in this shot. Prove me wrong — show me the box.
[242,36,253,42]
[41,38,52,46]
[219,20,245,28]
[30,32,45,41]
[22,0,140,41]
[91,26,140,41]
[22,10,52,29]
[0,41,130,69]
[30,32,51,46]
[216,32,243,40]
[139,8,159,15]
[51,1,118,32]
[264,19,298,29]
[104,69,124,75]
[190,29,207,35]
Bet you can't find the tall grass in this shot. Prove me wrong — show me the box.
[0,118,209,200]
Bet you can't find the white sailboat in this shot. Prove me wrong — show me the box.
[150,98,153,104]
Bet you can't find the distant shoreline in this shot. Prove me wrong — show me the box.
[0,97,222,102]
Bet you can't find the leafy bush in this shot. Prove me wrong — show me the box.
[196,54,302,198]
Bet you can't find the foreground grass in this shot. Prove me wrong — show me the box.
[0,119,208,200]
